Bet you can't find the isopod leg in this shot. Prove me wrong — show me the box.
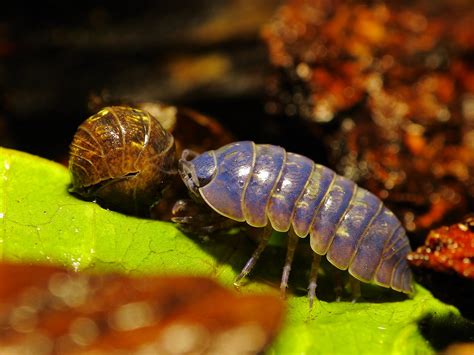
[333,269,344,302]
[280,229,299,297]
[308,253,322,309]
[234,225,273,288]
[349,276,361,303]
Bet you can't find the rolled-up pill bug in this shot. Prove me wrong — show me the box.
[175,141,414,305]
[69,106,176,216]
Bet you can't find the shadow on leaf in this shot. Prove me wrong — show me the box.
[418,312,474,351]
[185,229,410,304]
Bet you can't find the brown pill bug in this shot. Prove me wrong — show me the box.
[174,141,414,306]
[69,106,176,216]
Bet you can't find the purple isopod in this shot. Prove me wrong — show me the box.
[176,141,413,304]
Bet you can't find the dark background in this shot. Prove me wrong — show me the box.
[0,1,323,163]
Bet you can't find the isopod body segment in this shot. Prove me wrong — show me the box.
[178,141,413,298]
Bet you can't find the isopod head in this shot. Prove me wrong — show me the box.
[179,149,216,199]
[69,106,176,215]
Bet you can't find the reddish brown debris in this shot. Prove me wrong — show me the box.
[443,342,474,355]
[263,0,474,122]
[0,262,284,354]
[408,217,474,279]
[262,0,474,235]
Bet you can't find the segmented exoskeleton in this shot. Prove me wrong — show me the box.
[177,141,413,304]
[69,106,176,215]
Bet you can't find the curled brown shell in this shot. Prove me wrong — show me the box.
[69,106,176,215]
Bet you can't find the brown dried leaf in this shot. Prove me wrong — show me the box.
[0,262,284,354]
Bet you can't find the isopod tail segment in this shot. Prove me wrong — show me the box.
[175,141,414,305]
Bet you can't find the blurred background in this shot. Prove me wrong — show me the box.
[1,0,473,242]
[0,0,286,160]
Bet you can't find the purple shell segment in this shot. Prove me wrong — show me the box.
[348,208,401,282]
[394,248,413,293]
[199,141,255,221]
[401,264,414,293]
[292,165,336,237]
[267,153,313,232]
[374,228,411,289]
[326,188,382,270]
[391,261,410,292]
[243,145,286,227]
[310,175,356,255]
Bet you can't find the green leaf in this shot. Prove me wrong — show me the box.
[0,147,472,355]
